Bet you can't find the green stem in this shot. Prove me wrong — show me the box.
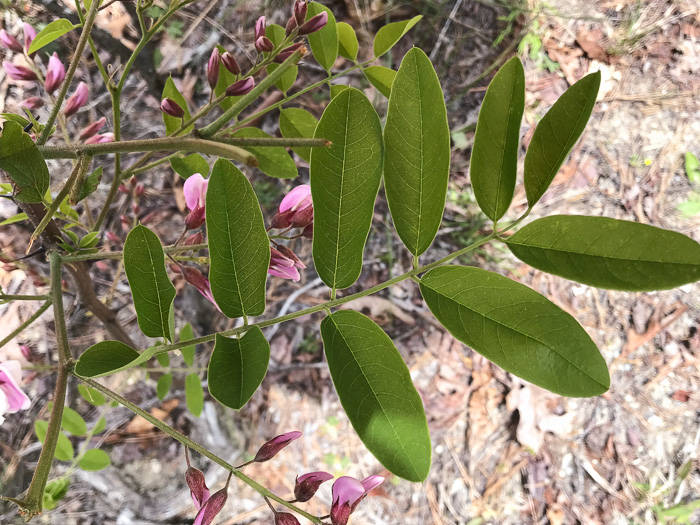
[0,300,52,350]
[76,376,323,524]
[0,294,50,301]
[36,0,101,145]
[61,243,207,263]
[213,137,331,148]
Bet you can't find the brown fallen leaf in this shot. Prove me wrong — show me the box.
[577,28,609,62]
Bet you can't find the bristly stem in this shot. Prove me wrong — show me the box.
[76,376,323,524]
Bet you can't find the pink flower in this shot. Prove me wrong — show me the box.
[0,29,24,53]
[207,48,220,89]
[84,132,114,144]
[183,173,208,211]
[294,471,333,502]
[269,246,305,282]
[254,16,266,41]
[298,12,328,36]
[330,475,384,525]
[270,185,313,229]
[0,360,31,425]
[180,266,220,311]
[44,53,65,94]
[64,81,89,117]
[253,431,302,463]
[225,77,255,97]
[20,97,44,110]
[3,61,37,81]
[79,117,107,140]
[24,23,36,55]
[161,97,185,118]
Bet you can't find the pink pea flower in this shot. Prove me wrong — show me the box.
[161,97,185,118]
[79,117,107,140]
[225,76,254,97]
[0,360,31,425]
[276,513,301,525]
[44,53,65,94]
[84,132,114,144]
[20,96,44,110]
[207,48,220,89]
[269,247,305,282]
[63,81,89,117]
[330,475,384,525]
[298,12,328,36]
[24,23,36,55]
[3,61,37,81]
[183,173,208,211]
[253,431,302,463]
[270,184,313,229]
[294,471,333,502]
[180,266,220,311]
[0,29,24,53]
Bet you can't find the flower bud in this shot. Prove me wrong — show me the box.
[185,205,206,230]
[44,53,65,94]
[274,43,305,64]
[302,222,313,239]
[193,487,228,525]
[285,16,298,37]
[207,47,220,89]
[0,30,24,53]
[3,61,37,81]
[63,81,89,117]
[84,132,114,144]
[221,52,240,76]
[290,203,313,228]
[254,16,266,41]
[141,210,157,224]
[276,513,301,525]
[20,97,44,110]
[294,1,308,25]
[95,261,110,272]
[184,232,204,246]
[129,176,138,187]
[185,466,210,510]
[255,36,274,53]
[120,214,130,232]
[270,210,294,229]
[276,245,306,269]
[106,231,121,243]
[118,184,130,194]
[225,77,255,97]
[24,23,36,55]
[131,203,140,215]
[79,117,107,140]
[253,431,301,463]
[135,184,145,197]
[161,97,185,118]
[294,471,333,502]
[298,12,328,36]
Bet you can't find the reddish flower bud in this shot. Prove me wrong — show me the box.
[135,184,145,197]
[298,12,328,35]
[290,203,313,228]
[255,36,274,53]
[185,466,210,511]
[184,232,204,246]
[118,184,130,194]
[193,487,228,525]
[106,231,121,243]
[3,61,37,81]
[20,97,44,110]
[221,52,240,76]
[274,43,305,64]
[44,53,65,94]
[253,431,302,463]
[185,205,206,230]
[276,513,301,525]
[79,117,107,140]
[254,16,266,41]
[302,222,313,239]
[131,203,140,215]
[276,245,306,269]
[23,23,36,55]
[129,176,138,187]
[161,97,185,118]
[285,16,298,37]
[225,77,255,97]
[294,1,308,25]
[207,47,220,89]
[120,214,130,232]
[0,30,24,53]
[294,471,333,502]
[180,266,219,309]
[95,261,110,272]
[83,132,114,144]
[63,81,88,117]
[170,263,182,274]
[270,209,294,229]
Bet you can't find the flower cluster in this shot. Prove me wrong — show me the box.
[184,431,383,525]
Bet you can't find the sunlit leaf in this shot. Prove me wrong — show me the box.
[337,22,358,61]
[232,127,298,179]
[61,406,87,436]
[306,2,338,71]
[0,121,50,203]
[78,449,111,471]
[161,76,192,135]
[171,154,209,179]
[156,373,173,400]
[279,108,318,163]
[74,341,139,377]
[185,373,204,417]
[266,24,298,93]
[28,19,75,54]
[180,322,196,367]
[373,15,422,58]
[78,384,106,406]
[364,66,396,98]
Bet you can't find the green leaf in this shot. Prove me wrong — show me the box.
[156,373,173,400]
[420,265,610,397]
[384,47,450,257]
[306,2,338,71]
[28,19,76,54]
[171,154,209,179]
[330,84,350,98]
[207,159,270,318]
[685,152,700,184]
[524,72,600,207]
[364,66,396,98]
[0,212,28,226]
[61,407,87,436]
[156,352,170,367]
[470,57,525,222]
[208,328,270,410]
[505,215,700,291]
[321,311,431,481]
[337,22,358,61]
[78,384,106,406]
[266,24,298,93]
[678,197,700,217]
[73,166,102,203]
[78,449,111,471]
[373,15,422,58]
[35,421,74,461]
[79,231,99,249]
[43,478,70,511]
[279,108,318,163]
[0,121,50,203]
[180,322,196,367]
[124,224,177,341]
[161,76,192,135]
[232,128,298,179]
[74,340,140,377]
[92,417,106,434]
[311,87,383,290]
[185,373,204,417]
